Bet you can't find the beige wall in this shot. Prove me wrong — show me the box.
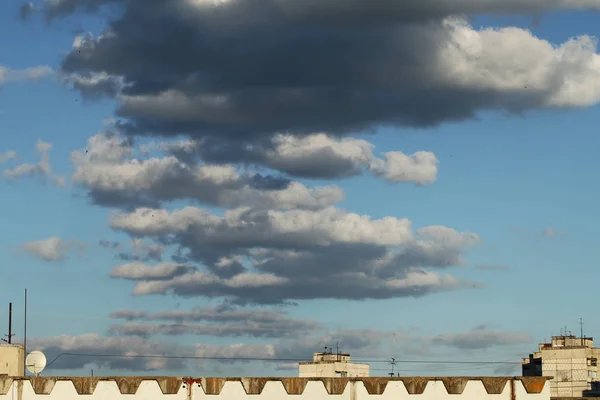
[0,345,24,377]
[299,362,370,377]
[0,377,551,400]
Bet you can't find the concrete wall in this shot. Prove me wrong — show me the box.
[0,377,550,400]
[299,362,370,377]
[0,346,24,378]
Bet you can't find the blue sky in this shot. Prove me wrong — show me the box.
[1,0,600,377]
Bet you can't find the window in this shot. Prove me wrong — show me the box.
[589,370,597,378]
[588,358,597,366]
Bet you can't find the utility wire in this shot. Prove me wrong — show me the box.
[45,352,522,369]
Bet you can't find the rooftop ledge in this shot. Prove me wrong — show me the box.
[0,376,551,396]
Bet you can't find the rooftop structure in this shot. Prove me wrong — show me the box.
[0,344,24,378]
[298,347,370,378]
[0,376,550,400]
[522,333,600,397]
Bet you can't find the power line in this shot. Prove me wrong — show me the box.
[45,352,522,369]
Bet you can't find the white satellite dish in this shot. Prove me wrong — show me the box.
[26,351,47,376]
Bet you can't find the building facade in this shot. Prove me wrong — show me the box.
[298,349,370,378]
[0,345,24,378]
[0,376,550,400]
[522,334,600,397]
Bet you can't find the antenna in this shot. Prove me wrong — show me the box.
[389,358,396,377]
[580,318,584,346]
[24,289,28,376]
[1,303,14,344]
[25,351,46,377]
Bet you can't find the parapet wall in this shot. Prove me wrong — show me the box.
[0,376,550,400]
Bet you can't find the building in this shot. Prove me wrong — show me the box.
[522,333,600,397]
[298,347,370,377]
[0,344,24,377]
[0,376,550,400]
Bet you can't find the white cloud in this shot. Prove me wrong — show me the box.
[19,237,84,262]
[2,140,65,187]
[110,206,414,247]
[71,132,344,209]
[0,65,53,85]
[437,19,600,107]
[0,151,17,164]
[266,133,439,183]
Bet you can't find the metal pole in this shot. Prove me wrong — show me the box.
[8,303,12,344]
[24,288,27,376]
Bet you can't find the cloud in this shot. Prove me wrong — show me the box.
[107,305,322,338]
[475,264,510,270]
[108,205,481,304]
[98,239,120,249]
[109,310,148,321]
[71,132,344,210]
[29,323,530,373]
[2,140,65,187]
[19,2,40,20]
[110,261,194,280]
[37,0,600,21]
[0,65,52,85]
[35,1,600,145]
[117,239,164,262]
[0,151,17,164]
[30,333,187,371]
[167,134,438,184]
[432,326,532,350]
[19,237,84,262]
[540,227,568,238]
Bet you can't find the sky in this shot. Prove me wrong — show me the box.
[1,0,600,378]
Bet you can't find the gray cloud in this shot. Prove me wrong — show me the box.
[109,309,148,321]
[432,326,532,350]
[30,333,187,371]
[2,140,65,187]
[30,323,530,373]
[19,2,40,20]
[108,206,481,304]
[35,0,600,147]
[37,0,600,22]
[19,237,84,262]
[110,261,194,280]
[71,132,343,210]
[158,134,438,183]
[98,239,120,249]
[108,305,322,338]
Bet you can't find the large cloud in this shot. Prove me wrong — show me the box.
[108,205,482,304]
[432,325,533,350]
[39,0,600,24]
[35,0,600,146]
[30,324,531,373]
[71,132,344,209]
[107,305,322,338]
[30,333,187,371]
[155,134,439,183]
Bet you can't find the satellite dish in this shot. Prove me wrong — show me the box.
[26,351,47,376]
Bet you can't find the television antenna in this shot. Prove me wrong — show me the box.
[25,351,47,377]
[389,357,396,377]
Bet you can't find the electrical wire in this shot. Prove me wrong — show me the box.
[45,352,522,369]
